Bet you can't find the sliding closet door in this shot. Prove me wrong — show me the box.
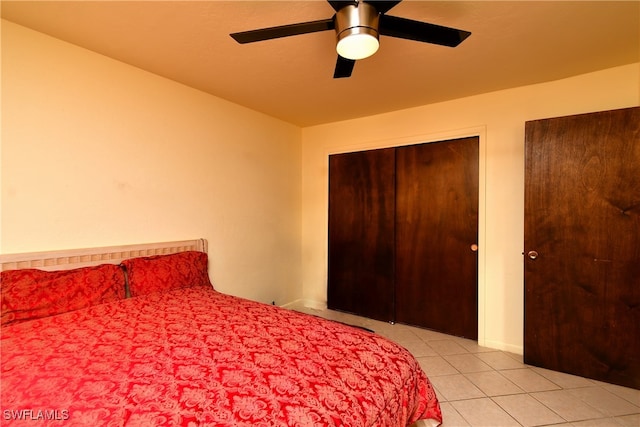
[524,107,640,389]
[327,148,396,322]
[395,137,479,339]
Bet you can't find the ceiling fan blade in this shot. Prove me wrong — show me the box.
[379,14,471,47]
[328,1,357,12]
[363,1,402,14]
[334,55,356,78]
[231,18,335,44]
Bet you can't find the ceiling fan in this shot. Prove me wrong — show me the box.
[230,0,471,78]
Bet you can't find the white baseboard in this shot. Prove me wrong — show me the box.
[280,299,327,311]
[483,339,524,356]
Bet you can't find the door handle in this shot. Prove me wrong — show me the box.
[470,244,478,252]
[527,250,539,260]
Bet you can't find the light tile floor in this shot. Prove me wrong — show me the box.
[294,306,640,427]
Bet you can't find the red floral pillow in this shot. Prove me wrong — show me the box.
[1,264,126,327]
[121,251,212,297]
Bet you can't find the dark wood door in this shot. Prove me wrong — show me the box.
[395,137,479,339]
[524,107,640,389]
[328,148,396,322]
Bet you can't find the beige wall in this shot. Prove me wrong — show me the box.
[301,63,640,353]
[1,20,302,305]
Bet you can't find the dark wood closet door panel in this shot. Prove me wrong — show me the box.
[327,148,396,322]
[524,107,640,389]
[395,137,479,339]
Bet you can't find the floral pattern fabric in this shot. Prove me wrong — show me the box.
[121,251,212,297]
[0,264,125,327]
[1,286,441,426]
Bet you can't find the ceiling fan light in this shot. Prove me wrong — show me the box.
[336,29,379,60]
[335,2,380,60]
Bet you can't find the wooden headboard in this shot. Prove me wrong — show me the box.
[0,239,208,272]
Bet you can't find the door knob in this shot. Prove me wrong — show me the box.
[470,244,478,252]
[528,250,539,260]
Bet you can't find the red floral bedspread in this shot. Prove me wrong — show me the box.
[1,286,441,426]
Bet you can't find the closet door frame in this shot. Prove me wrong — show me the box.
[325,127,487,345]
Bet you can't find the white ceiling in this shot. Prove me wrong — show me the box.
[2,1,639,127]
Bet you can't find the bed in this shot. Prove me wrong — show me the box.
[1,239,442,426]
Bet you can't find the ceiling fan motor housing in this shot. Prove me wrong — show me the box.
[335,2,380,60]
